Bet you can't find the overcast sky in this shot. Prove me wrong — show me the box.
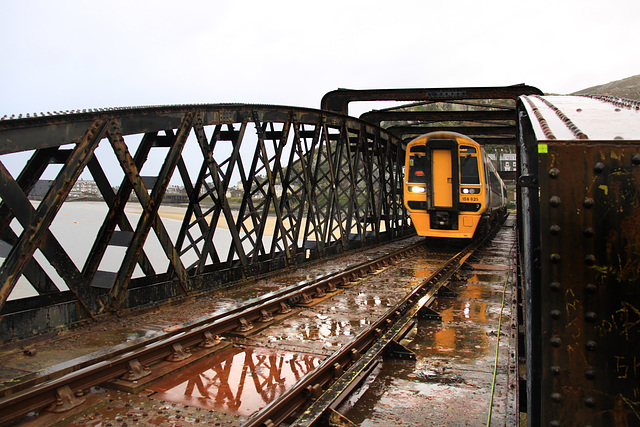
[2,0,638,118]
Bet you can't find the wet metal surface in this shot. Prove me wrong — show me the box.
[246,254,450,357]
[149,346,324,417]
[0,237,422,394]
[2,225,519,425]
[341,222,517,426]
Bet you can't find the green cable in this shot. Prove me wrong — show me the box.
[486,242,515,426]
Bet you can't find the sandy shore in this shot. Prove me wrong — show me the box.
[125,205,284,237]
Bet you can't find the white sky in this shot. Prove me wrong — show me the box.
[2,0,638,118]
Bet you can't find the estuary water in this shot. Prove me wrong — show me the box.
[5,201,244,300]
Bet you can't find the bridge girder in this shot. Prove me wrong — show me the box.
[0,105,411,339]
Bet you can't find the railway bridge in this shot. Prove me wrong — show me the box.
[1,85,639,426]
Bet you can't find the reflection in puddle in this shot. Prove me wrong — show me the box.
[467,273,504,283]
[268,317,368,343]
[150,347,323,417]
[409,283,493,360]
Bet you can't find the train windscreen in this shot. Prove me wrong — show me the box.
[460,153,480,184]
[408,145,427,184]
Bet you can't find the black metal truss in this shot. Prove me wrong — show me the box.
[321,85,543,146]
[0,105,412,338]
[320,84,543,115]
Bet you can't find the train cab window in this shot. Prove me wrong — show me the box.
[459,145,476,154]
[460,154,480,184]
[407,154,427,184]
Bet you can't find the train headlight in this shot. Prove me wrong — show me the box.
[409,186,426,194]
[461,188,480,194]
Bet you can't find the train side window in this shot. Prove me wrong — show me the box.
[408,155,427,183]
[460,155,480,184]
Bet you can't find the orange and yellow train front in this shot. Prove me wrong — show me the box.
[404,132,486,238]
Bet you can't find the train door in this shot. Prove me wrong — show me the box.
[426,139,459,229]
[432,149,453,207]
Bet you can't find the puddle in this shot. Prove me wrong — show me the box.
[149,346,324,417]
[267,316,368,343]
[467,273,504,283]
[343,369,491,426]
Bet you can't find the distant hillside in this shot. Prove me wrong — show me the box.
[572,74,640,100]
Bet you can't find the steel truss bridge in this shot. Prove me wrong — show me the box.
[0,85,540,341]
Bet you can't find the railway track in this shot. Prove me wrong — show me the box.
[1,220,513,426]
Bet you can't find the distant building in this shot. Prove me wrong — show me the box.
[487,153,517,172]
[29,178,102,199]
[72,178,99,195]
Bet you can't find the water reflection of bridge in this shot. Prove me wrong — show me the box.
[151,346,323,417]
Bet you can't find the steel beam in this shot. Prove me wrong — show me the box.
[0,105,412,339]
[320,85,543,115]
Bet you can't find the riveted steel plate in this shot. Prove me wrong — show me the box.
[538,141,640,425]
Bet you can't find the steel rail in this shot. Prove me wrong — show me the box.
[244,223,502,427]
[292,224,502,427]
[0,238,423,425]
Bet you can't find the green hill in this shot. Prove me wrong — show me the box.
[572,74,640,100]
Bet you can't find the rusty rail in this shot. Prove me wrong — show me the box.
[0,238,424,425]
[244,222,502,427]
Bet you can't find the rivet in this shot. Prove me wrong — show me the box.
[583,198,594,208]
[549,168,560,179]
[550,225,561,235]
[585,397,596,407]
[583,227,594,238]
[549,196,561,207]
[632,154,640,166]
[550,282,561,292]
[585,312,597,322]
[593,162,605,174]
[550,309,561,319]
[586,340,597,351]
[585,283,597,294]
[585,369,596,379]
[551,365,561,375]
[584,254,596,266]
[550,254,561,264]
[550,337,561,347]
[551,392,563,403]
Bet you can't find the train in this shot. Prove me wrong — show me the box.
[403,131,507,238]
